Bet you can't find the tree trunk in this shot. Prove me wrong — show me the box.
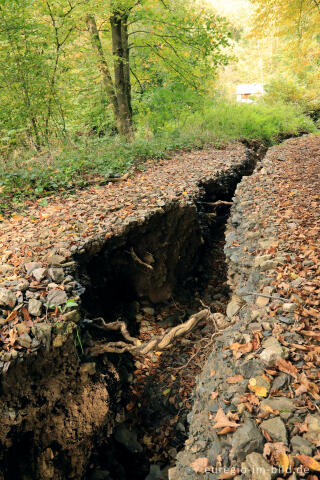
[86,15,121,134]
[110,10,133,137]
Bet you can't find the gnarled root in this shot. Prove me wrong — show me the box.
[87,309,224,356]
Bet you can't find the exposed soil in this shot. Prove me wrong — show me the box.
[0,142,263,480]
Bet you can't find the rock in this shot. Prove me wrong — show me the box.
[271,373,290,392]
[253,375,270,390]
[47,254,66,265]
[114,424,143,453]
[282,303,297,313]
[48,268,65,283]
[231,419,264,461]
[28,298,42,317]
[303,414,320,444]
[32,267,47,281]
[254,255,272,268]
[291,436,314,456]
[46,289,67,306]
[0,264,14,274]
[168,468,177,480]
[62,310,80,324]
[16,333,32,349]
[25,262,42,275]
[143,307,155,316]
[32,323,52,350]
[259,337,285,366]
[227,296,242,319]
[145,465,164,480]
[0,288,16,308]
[16,278,29,292]
[240,359,264,378]
[261,397,294,419]
[242,453,273,480]
[260,417,287,444]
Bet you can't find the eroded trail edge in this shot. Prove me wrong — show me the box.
[0,142,264,480]
[173,135,320,480]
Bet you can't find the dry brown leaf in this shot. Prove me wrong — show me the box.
[213,408,239,430]
[226,374,244,384]
[211,392,219,400]
[219,469,240,479]
[296,455,320,472]
[218,426,237,435]
[229,342,253,359]
[276,359,298,380]
[190,457,210,474]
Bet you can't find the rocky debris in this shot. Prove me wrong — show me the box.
[0,142,256,373]
[48,267,64,283]
[0,288,16,308]
[231,419,264,461]
[173,135,320,480]
[259,337,286,366]
[28,298,42,317]
[260,417,288,444]
[242,453,273,480]
[46,289,68,306]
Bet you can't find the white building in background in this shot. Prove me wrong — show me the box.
[236,83,265,103]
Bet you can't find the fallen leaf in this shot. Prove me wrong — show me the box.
[213,408,239,429]
[211,392,219,400]
[218,426,237,435]
[279,453,290,473]
[219,469,240,479]
[276,359,298,380]
[248,384,268,397]
[229,342,253,359]
[296,455,320,472]
[226,374,244,384]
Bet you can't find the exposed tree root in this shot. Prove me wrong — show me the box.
[87,309,226,356]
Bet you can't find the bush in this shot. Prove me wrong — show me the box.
[0,100,316,215]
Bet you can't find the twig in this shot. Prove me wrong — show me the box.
[130,247,153,270]
[243,291,287,302]
[201,200,233,207]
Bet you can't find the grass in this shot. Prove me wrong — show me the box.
[0,100,316,215]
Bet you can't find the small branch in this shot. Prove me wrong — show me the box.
[243,291,287,302]
[202,200,233,207]
[130,247,153,270]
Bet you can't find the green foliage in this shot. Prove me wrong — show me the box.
[263,77,320,120]
[1,100,315,214]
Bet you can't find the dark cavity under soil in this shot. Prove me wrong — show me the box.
[84,201,234,480]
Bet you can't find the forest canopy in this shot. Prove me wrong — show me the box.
[0,0,231,146]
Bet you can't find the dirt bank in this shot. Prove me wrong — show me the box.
[0,142,262,479]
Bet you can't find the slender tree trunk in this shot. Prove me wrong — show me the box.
[121,14,132,118]
[110,10,133,137]
[86,15,122,134]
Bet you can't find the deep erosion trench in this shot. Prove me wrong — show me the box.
[0,142,265,480]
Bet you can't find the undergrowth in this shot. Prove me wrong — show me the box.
[0,101,316,215]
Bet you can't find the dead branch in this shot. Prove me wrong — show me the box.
[87,309,220,356]
[130,247,153,270]
[201,200,233,207]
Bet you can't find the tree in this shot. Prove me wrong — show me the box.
[85,0,231,138]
